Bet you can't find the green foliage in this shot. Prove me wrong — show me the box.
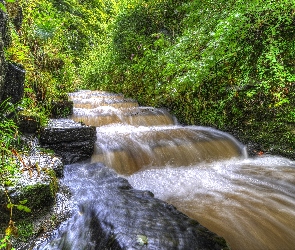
[0,0,15,12]
[0,190,31,249]
[112,0,184,61]
[4,0,295,156]
[5,0,96,118]
[0,235,14,250]
[0,100,19,179]
[0,99,32,249]
[15,220,33,241]
[80,0,295,157]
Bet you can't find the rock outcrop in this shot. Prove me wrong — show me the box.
[34,162,229,250]
[0,153,63,224]
[0,1,8,100]
[2,62,25,103]
[0,1,25,104]
[39,119,97,164]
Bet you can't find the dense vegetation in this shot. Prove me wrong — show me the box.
[0,0,295,247]
[2,0,295,153]
[84,0,295,157]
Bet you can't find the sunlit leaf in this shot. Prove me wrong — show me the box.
[19,199,28,205]
[7,203,13,209]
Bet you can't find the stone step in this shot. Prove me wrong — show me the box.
[40,119,96,164]
[91,126,244,174]
[71,106,176,127]
[69,90,138,109]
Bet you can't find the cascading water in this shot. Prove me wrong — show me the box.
[69,91,247,175]
[127,157,295,250]
[45,90,295,250]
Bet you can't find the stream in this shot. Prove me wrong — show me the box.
[40,90,295,249]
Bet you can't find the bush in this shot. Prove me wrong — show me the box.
[82,0,295,156]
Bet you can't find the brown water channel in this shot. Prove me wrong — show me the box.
[69,90,295,250]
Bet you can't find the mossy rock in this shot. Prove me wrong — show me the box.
[0,155,62,225]
[17,113,41,134]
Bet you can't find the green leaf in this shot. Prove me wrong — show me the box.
[15,203,31,212]
[19,199,28,205]
[0,3,7,12]
[16,204,25,211]
[23,206,31,213]
[7,203,13,209]
[4,180,13,186]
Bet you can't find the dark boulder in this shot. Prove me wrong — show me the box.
[0,3,8,99]
[0,3,25,103]
[35,163,229,250]
[2,62,25,103]
[0,1,10,48]
[40,119,97,164]
[17,113,40,134]
[0,38,5,99]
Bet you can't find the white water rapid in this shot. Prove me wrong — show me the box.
[69,90,295,250]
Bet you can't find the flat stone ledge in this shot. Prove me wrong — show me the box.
[40,119,96,143]
[40,119,97,164]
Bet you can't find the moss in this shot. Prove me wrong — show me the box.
[17,220,34,241]
[13,169,58,217]
[20,183,53,212]
[24,170,57,207]
[43,168,58,198]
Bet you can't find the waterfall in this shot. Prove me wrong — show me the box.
[38,90,295,250]
[69,90,247,174]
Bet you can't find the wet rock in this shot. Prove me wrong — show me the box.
[0,39,5,99]
[6,1,23,31]
[35,163,229,250]
[40,119,96,164]
[0,5,25,103]
[17,114,40,134]
[0,1,10,48]
[0,154,62,225]
[2,62,25,103]
[26,154,64,178]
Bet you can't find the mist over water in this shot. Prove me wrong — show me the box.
[68,90,295,250]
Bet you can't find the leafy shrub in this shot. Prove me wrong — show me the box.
[3,0,295,156]
[82,0,295,156]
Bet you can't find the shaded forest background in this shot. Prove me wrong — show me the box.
[3,0,295,157]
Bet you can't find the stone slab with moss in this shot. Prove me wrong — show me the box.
[0,153,63,225]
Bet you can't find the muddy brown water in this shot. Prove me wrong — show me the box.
[69,90,295,250]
